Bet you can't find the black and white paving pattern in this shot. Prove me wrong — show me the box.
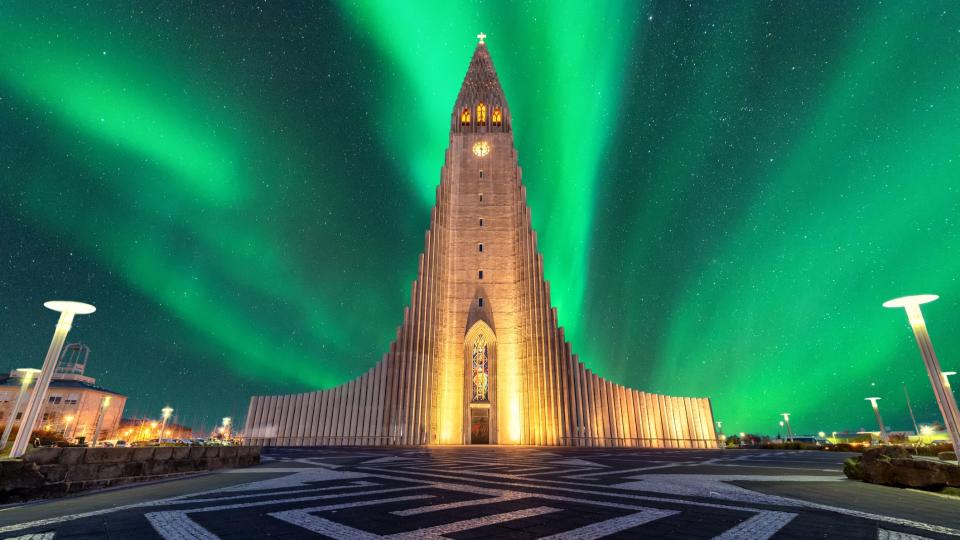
[0,447,957,539]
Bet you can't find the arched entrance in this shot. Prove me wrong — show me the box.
[464,320,496,444]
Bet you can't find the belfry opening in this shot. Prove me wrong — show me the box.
[244,34,718,448]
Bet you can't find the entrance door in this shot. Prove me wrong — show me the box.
[470,408,489,444]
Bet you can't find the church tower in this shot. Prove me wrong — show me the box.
[244,36,718,448]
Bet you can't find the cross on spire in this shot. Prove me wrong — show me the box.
[477,32,487,45]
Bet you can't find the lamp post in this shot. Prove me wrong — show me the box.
[903,383,920,438]
[778,420,784,441]
[90,396,111,447]
[883,295,960,455]
[222,417,232,441]
[0,368,42,451]
[781,413,793,442]
[865,397,888,444]
[159,406,173,445]
[10,301,96,458]
[62,414,75,441]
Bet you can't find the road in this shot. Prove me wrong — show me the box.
[0,446,957,539]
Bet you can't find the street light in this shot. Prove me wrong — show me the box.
[865,397,888,443]
[10,301,95,458]
[883,295,960,454]
[0,368,42,451]
[159,406,174,445]
[943,371,957,391]
[781,413,793,442]
[779,420,784,440]
[222,417,232,440]
[91,396,111,447]
[63,414,75,440]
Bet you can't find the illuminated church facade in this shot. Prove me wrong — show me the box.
[244,36,718,448]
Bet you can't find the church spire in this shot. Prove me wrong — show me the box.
[452,34,510,133]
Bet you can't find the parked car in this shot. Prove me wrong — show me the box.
[115,440,128,448]
[98,442,114,447]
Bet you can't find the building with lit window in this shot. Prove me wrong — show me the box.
[244,36,717,447]
[0,343,126,443]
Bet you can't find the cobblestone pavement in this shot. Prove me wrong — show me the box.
[0,447,958,539]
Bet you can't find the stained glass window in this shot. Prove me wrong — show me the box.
[472,333,489,402]
[461,107,471,125]
[476,102,487,125]
[492,107,502,126]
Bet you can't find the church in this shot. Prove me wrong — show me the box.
[244,36,717,448]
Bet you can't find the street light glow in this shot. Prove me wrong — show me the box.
[14,367,42,382]
[881,294,939,309]
[42,300,97,315]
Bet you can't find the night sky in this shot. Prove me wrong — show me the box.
[2,2,959,436]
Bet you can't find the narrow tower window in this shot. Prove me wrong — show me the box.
[492,107,502,126]
[460,107,471,126]
[479,218,483,227]
[478,297,483,307]
[479,170,483,179]
[478,243,483,252]
[478,270,484,279]
[479,193,483,202]
[476,102,487,125]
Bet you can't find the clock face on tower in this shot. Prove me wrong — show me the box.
[472,141,491,157]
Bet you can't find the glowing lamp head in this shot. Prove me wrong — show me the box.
[920,425,935,436]
[865,397,881,407]
[818,431,826,438]
[882,295,939,309]
[222,417,232,427]
[65,415,74,424]
[161,406,174,420]
[15,368,42,384]
[884,295,938,326]
[43,301,97,315]
[739,432,746,438]
[780,413,790,421]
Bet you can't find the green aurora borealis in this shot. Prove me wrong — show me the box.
[2,2,960,435]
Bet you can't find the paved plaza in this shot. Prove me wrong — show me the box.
[0,447,958,539]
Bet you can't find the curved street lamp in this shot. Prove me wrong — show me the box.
[884,295,960,455]
[780,413,793,442]
[159,406,174,445]
[0,368,42,451]
[10,301,95,458]
[865,397,888,443]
